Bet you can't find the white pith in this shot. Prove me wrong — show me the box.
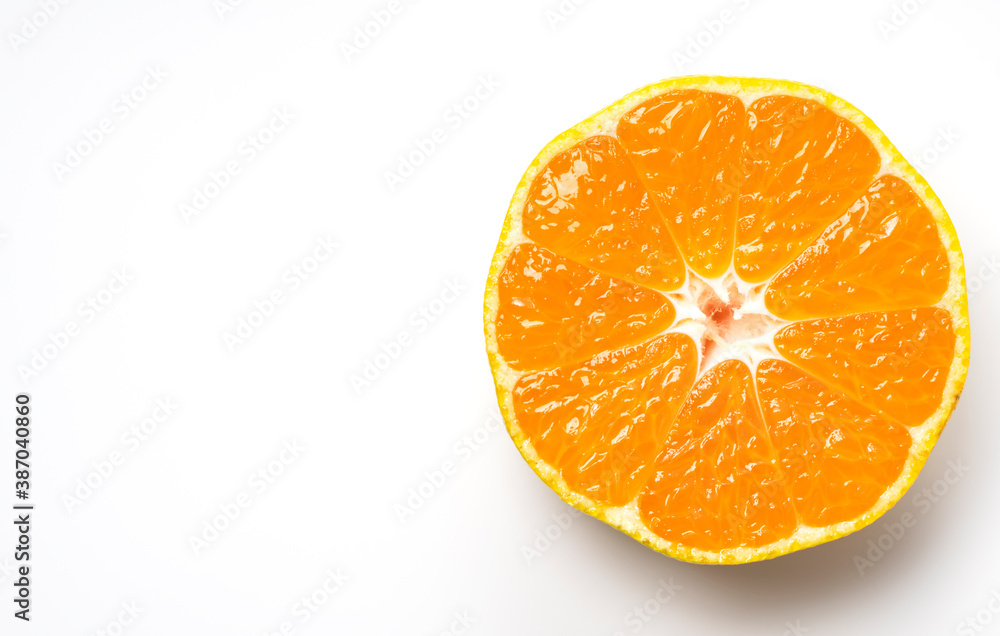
[665,268,787,379]
[483,76,971,564]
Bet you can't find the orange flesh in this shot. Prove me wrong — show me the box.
[755,360,911,526]
[773,308,956,426]
[766,175,951,320]
[522,135,686,291]
[494,89,956,551]
[495,244,676,370]
[637,361,797,551]
[513,333,696,506]
[736,95,881,282]
[617,90,744,279]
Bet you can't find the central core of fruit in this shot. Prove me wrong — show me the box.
[670,274,786,374]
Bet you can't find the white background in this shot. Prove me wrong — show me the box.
[1,0,998,634]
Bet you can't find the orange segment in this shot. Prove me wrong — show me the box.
[637,361,797,552]
[494,243,675,371]
[773,308,957,426]
[513,333,697,506]
[522,135,686,291]
[736,95,881,282]
[617,90,745,278]
[756,359,911,526]
[766,175,951,320]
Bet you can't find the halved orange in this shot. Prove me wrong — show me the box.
[483,77,970,564]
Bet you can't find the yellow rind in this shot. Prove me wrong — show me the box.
[483,76,970,565]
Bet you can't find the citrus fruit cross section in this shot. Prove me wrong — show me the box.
[483,77,970,564]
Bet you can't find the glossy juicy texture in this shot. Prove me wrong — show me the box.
[493,87,957,553]
[638,361,798,551]
[766,176,950,320]
[495,244,675,371]
[774,308,956,426]
[737,95,881,282]
[617,90,745,279]
[513,333,696,506]
[756,360,911,526]
[522,135,686,291]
